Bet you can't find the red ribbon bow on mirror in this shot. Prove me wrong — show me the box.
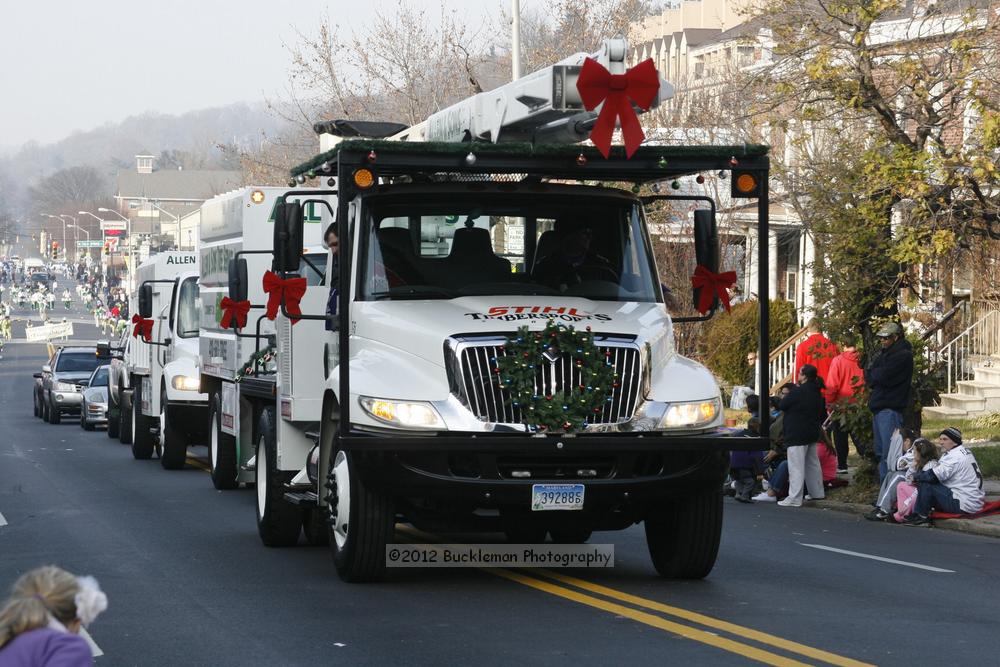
[263,271,307,324]
[219,297,251,330]
[576,57,660,158]
[131,314,153,341]
[691,265,737,314]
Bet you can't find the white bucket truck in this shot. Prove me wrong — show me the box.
[230,39,772,581]
[197,187,329,494]
[123,251,208,468]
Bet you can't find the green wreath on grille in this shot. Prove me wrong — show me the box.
[495,320,618,433]
[235,346,276,383]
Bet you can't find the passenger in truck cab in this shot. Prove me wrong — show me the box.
[532,218,618,291]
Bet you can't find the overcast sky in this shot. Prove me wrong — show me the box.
[0,0,543,149]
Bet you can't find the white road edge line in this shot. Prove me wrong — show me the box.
[798,543,955,573]
[0,511,7,527]
[80,627,104,657]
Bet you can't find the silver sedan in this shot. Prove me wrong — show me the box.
[80,365,110,431]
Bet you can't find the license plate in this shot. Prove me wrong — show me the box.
[531,484,584,511]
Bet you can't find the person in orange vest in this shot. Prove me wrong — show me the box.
[795,319,838,382]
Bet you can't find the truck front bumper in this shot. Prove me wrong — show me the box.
[341,432,767,512]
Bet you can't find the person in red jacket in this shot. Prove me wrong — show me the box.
[824,334,865,472]
[795,319,838,382]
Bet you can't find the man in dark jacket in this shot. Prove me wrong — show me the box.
[864,322,913,482]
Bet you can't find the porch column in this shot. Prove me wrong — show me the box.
[768,229,779,300]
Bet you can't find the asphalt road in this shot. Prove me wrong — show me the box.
[1,311,999,666]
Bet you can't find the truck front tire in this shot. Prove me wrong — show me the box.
[131,382,155,460]
[209,393,238,490]
[159,389,188,470]
[644,488,723,579]
[325,432,394,582]
[255,406,301,547]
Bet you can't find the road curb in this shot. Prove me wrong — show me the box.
[810,499,1000,539]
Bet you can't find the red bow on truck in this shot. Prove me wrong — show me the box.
[576,57,660,158]
[219,297,251,330]
[690,265,737,314]
[263,271,307,324]
[131,314,153,341]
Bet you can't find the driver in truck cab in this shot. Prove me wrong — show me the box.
[324,223,339,331]
[532,217,618,291]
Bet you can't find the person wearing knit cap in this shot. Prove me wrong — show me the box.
[900,427,986,526]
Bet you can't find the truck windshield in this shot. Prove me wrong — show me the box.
[177,277,199,338]
[56,353,101,373]
[360,192,659,302]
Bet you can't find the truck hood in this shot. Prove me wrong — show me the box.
[353,297,674,369]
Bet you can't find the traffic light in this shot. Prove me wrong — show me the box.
[51,241,59,260]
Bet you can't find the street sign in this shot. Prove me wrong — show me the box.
[77,240,102,248]
[100,220,127,231]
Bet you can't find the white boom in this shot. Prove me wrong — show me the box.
[317,38,673,152]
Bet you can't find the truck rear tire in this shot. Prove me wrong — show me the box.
[159,389,188,470]
[131,383,155,460]
[255,406,301,547]
[209,393,238,490]
[644,488,723,579]
[107,398,120,439]
[119,391,133,445]
[326,446,394,582]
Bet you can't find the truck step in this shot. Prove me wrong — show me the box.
[241,455,257,472]
[304,429,321,444]
[283,491,318,507]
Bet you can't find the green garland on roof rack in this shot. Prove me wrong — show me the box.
[289,139,769,177]
[496,320,617,433]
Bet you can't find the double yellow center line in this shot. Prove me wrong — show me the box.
[398,527,872,666]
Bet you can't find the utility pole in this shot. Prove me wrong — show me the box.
[511,0,522,81]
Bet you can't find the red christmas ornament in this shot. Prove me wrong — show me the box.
[545,395,553,401]
[576,153,588,166]
[523,352,529,358]
[696,174,705,184]
[729,156,739,166]
[367,150,378,163]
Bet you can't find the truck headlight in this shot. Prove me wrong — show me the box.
[172,375,200,391]
[359,397,445,429]
[55,381,77,392]
[659,398,721,429]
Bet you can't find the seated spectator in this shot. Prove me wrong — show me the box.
[865,428,922,521]
[745,394,760,421]
[753,396,787,503]
[901,427,986,526]
[730,417,765,503]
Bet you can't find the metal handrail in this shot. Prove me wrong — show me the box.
[768,325,809,393]
[935,310,1000,395]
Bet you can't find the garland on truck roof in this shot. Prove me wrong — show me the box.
[234,346,276,384]
[496,320,617,433]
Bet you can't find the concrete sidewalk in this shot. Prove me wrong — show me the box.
[813,479,1000,538]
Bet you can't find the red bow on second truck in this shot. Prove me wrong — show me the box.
[219,297,251,330]
[262,271,307,324]
[575,57,660,158]
[691,265,738,314]
[131,314,153,341]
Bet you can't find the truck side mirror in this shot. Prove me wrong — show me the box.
[96,342,111,359]
[228,258,248,302]
[273,201,304,273]
[138,283,153,319]
[692,208,719,310]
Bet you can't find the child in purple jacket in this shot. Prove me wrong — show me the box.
[0,566,107,667]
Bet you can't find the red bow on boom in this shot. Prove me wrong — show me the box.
[263,271,307,324]
[219,297,251,330]
[691,265,737,314]
[131,314,153,341]
[576,57,660,158]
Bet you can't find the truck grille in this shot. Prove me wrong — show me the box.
[454,339,642,426]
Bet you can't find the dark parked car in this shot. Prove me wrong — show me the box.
[34,346,102,424]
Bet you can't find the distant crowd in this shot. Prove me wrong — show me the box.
[727,319,986,526]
